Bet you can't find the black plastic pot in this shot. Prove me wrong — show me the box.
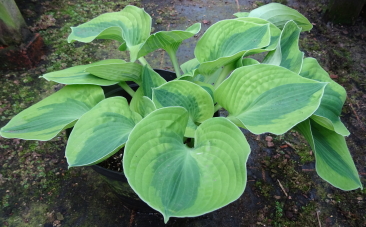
[91,69,176,212]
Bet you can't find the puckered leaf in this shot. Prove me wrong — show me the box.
[123,107,250,223]
[295,119,362,190]
[152,80,214,137]
[67,5,151,60]
[300,58,349,136]
[0,85,104,140]
[85,62,143,84]
[215,64,326,134]
[263,20,304,74]
[41,59,123,85]
[134,23,201,61]
[194,19,271,75]
[248,3,313,31]
[66,97,141,167]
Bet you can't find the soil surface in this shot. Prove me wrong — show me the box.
[1,0,366,226]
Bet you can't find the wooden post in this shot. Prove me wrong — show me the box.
[0,0,30,46]
[325,0,366,24]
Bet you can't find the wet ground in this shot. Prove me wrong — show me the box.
[1,0,366,226]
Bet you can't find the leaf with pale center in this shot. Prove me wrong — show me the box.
[215,64,326,134]
[248,3,313,31]
[300,57,349,136]
[152,80,214,137]
[123,107,250,223]
[85,62,143,84]
[0,85,104,140]
[134,23,201,61]
[263,20,304,74]
[194,20,271,75]
[295,119,362,190]
[42,59,123,85]
[66,97,141,167]
[67,5,151,61]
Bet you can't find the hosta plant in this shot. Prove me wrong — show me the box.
[0,3,362,223]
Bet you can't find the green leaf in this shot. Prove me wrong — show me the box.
[152,81,214,137]
[66,97,141,167]
[180,58,200,77]
[152,81,214,123]
[215,64,326,134]
[67,5,151,60]
[85,62,143,84]
[135,23,201,61]
[300,58,349,136]
[194,19,271,75]
[295,119,362,190]
[237,58,260,67]
[235,17,281,51]
[141,66,167,99]
[123,107,250,222]
[130,87,157,118]
[248,3,313,31]
[0,85,104,140]
[233,12,249,17]
[263,20,304,74]
[41,59,123,85]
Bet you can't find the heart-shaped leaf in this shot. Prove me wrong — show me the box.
[123,107,250,222]
[248,3,313,31]
[295,119,362,190]
[0,85,104,140]
[41,59,123,85]
[85,62,143,84]
[152,80,214,137]
[67,5,151,60]
[194,20,271,75]
[215,64,326,134]
[66,97,141,167]
[134,23,201,61]
[263,20,304,74]
[300,58,349,136]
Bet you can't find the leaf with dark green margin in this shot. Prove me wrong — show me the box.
[41,59,123,85]
[123,107,250,223]
[248,3,313,31]
[194,20,270,76]
[141,65,167,99]
[152,80,214,137]
[66,97,141,167]
[0,85,104,140]
[300,57,349,136]
[67,5,151,61]
[295,119,362,190]
[134,23,201,61]
[85,62,143,84]
[263,20,304,74]
[215,64,326,134]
